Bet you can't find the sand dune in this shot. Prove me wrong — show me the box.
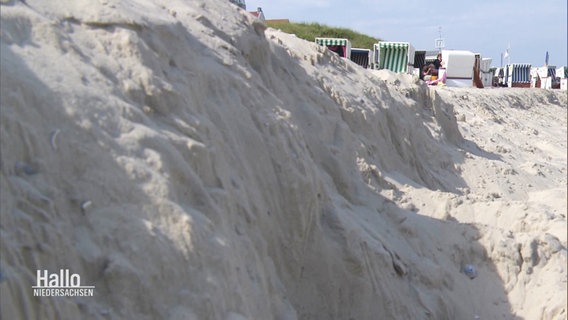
[1,1,566,319]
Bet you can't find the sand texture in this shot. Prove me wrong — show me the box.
[1,1,566,319]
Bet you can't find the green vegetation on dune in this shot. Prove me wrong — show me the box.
[265,21,380,49]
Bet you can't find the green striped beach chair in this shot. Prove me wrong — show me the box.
[373,42,415,73]
[315,38,352,59]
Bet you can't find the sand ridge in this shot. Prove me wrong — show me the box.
[0,1,566,319]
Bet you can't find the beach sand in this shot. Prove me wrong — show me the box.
[1,1,566,319]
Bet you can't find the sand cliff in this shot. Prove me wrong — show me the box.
[1,1,566,319]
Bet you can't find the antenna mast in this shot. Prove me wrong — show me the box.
[435,26,445,52]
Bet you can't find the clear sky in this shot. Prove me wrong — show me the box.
[246,0,567,68]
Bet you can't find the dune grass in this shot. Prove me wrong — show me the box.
[265,21,380,50]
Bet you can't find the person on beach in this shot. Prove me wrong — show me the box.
[422,64,438,81]
[433,53,443,70]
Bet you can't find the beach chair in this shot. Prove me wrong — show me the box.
[315,38,351,59]
[373,42,415,74]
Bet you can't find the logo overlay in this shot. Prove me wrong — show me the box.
[33,269,95,297]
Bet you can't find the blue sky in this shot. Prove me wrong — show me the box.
[246,0,567,68]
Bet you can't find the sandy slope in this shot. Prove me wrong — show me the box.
[0,1,566,319]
